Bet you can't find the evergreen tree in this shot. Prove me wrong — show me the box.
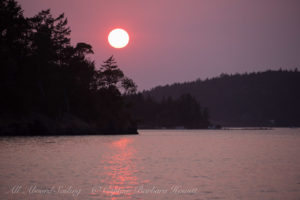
[0,0,138,135]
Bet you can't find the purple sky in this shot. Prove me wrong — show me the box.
[18,0,300,90]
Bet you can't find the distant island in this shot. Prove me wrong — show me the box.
[142,69,300,127]
[0,0,138,135]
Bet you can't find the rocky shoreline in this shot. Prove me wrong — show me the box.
[0,114,138,136]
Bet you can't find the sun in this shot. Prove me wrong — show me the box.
[108,28,129,49]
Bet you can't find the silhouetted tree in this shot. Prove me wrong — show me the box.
[126,93,210,129]
[93,56,137,94]
[0,0,138,135]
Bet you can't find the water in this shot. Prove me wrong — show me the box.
[0,129,300,200]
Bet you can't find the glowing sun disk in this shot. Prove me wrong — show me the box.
[108,28,129,48]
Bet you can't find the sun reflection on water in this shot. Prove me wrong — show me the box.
[101,137,138,199]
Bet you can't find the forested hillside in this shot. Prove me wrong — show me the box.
[144,70,300,127]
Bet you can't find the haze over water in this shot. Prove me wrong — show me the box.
[0,129,300,199]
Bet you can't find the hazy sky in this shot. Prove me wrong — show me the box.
[18,0,300,90]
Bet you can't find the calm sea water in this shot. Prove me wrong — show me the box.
[0,129,300,200]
